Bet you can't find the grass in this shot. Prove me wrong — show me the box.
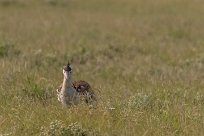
[0,0,204,135]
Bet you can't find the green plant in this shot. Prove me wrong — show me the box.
[22,77,50,101]
[0,42,20,57]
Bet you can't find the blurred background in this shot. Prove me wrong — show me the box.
[0,0,204,135]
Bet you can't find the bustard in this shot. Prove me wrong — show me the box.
[56,63,97,106]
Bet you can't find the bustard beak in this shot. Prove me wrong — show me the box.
[64,62,72,72]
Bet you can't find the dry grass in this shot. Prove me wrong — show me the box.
[0,0,204,135]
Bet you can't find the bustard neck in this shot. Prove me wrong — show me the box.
[62,76,72,89]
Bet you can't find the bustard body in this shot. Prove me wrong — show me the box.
[56,63,97,106]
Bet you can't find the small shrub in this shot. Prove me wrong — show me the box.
[0,0,22,7]
[193,92,204,105]
[46,0,58,6]
[0,42,21,57]
[0,42,12,57]
[128,92,155,109]
[0,132,12,136]
[0,0,14,6]
[40,120,98,136]
[169,29,190,40]
[46,0,68,7]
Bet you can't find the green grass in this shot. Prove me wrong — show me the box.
[0,0,204,135]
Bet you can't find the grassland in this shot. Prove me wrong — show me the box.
[0,0,204,135]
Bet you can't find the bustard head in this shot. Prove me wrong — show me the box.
[63,62,72,80]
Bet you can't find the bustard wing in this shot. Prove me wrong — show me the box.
[56,83,62,93]
[56,81,91,93]
[72,80,91,93]
[56,83,63,102]
[73,80,97,103]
